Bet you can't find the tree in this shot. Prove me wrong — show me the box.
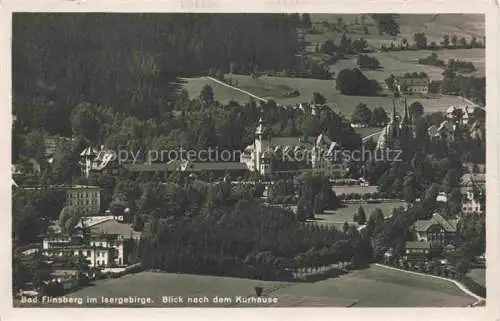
[442,169,460,194]
[351,103,373,125]
[451,35,458,47]
[408,101,424,118]
[357,54,381,70]
[372,14,400,36]
[352,38,368,53]
[200,85,215,105]
[441,35,450,48]
[301,13,312,30]
[385,74,396,90]
[320,39,337,54]
[313,92,326,105]
[342,221,349,234]
[403,172,419,203]
[456,259,470,278]
[366,208,385,237]
[336,68,380,96]
[70,102,112,144]
[470,36,478,48]
[353,206,367,225]
[371,107,389,126]
[413,33,428,49]
[401,38,408,49]
[458,37,467,48]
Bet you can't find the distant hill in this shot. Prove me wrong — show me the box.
[310,14,485,42]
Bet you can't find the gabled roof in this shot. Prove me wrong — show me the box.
[405,241,430,249]
[80,146,98,157]
[413,213,457,233]
[271,137,303,148]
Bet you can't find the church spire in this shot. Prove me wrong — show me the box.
[390,98,397,123]
[402,96,409,123]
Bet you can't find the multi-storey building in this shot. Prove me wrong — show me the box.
[65,185,101,215]
[42,233,126,267]
[21,185,101,216]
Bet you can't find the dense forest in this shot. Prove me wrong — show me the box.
[13,13,301,136]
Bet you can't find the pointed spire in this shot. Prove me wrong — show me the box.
[391,98,397,123]
[402,96,409,123]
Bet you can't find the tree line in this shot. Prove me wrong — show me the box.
[13,13,302,136]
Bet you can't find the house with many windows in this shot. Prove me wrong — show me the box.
[20,185,101,216]
[394,74,430,95]
[404,213,459,262]
[42,233,126,267]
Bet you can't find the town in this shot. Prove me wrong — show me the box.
[12,13,486,307]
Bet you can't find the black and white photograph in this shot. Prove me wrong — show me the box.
[6,5,495,313]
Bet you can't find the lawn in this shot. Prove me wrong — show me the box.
[467,268,486,287]
[179,76,253,105]
[16,272,289,307]
[269,265,476,307]
[315,200,407,225]
[16,265,476,307]
[208,74,467,116]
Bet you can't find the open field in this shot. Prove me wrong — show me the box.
[15,272,288,307]
[181,75,469,118]
[179,76,253,105]
[270,265,476,307]
[16,265,476,307]
[309,14,484,49]
[467,268,486,287]
[315,200,407,225]
[321,48,485,83]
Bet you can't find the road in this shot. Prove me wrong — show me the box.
[207,76,269,103]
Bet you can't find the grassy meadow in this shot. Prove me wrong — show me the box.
[16,265,476,307]
[314,200,407,226]
[180,75,468,120]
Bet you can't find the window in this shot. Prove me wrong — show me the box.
[86,250,91,256]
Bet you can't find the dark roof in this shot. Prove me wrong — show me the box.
[90,220,141,239]
[413,213,457,232]
[183,162,248,171]
[405,241,430,249]
[271,137,305,148]
[461,173,486,184]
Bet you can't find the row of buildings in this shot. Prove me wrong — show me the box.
[80,115,349,180]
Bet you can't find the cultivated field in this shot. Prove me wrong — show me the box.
[18,265,476,307]
[309,14,485,49]
[315,200,407,226]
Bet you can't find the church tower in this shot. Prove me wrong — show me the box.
[376,98,400,149]
[254,112,271,173]
[400,96,413,142]
[80,146,97,178]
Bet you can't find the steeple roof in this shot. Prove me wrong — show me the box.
[401,96,411,125]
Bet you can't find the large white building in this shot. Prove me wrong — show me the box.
[42,233,126,267]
